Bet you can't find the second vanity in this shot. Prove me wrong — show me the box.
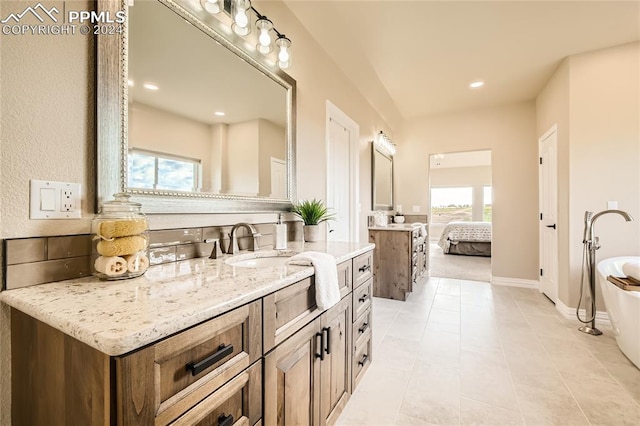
[2,241,374,426]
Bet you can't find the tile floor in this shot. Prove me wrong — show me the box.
[337,276,640,425]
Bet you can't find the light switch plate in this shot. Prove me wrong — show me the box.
[607,201,618,210]
[30,180,82,219]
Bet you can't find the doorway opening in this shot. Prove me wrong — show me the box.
[428,150,492,281]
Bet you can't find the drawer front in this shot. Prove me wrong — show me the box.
[337,259,353,299]
[352,307,372,349]
[352,278,372,322]
[153,300,262,425]
[352,251,373,290]
[263,277,322,353]
[352,332,372,391]
[169,360,262,426]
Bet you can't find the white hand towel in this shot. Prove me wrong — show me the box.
[287,251,340,310]
[622,260,640,281]
[414,223,427,239]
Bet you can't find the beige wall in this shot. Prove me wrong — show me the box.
[537,42,640,309]
[258,119,286,197]
[396,102,539,280]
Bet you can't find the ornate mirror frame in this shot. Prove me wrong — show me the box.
[96,0,296,213]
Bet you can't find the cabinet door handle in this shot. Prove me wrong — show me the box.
[185,343,233,376]
[218,413,234,426]
[358,322,369,334]
[359,264,371,273]
[358,354,368,367]
[315,332,325,360]
[359,294,368,303]
[546,224,556,229]
[323,327,331,355]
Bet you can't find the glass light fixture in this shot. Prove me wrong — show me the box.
[231,0,251,36]
[256,17,273,54]
[201,0,221,14]
[276,35,291,69]
[375,131,396,156]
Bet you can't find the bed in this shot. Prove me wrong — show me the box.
[437,221,492,257]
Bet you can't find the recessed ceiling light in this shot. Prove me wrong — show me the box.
[469,81,485,89]
[128,79,134,87]
[214,111,225,116]
[143,83,159,91]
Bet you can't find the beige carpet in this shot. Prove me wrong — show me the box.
[429,244,491,282]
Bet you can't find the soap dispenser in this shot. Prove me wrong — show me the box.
[274,213,287,250]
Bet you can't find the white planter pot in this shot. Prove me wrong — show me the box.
[303,225,321,242]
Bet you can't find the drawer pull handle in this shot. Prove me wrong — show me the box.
[186,343,234,376]
[358,354,368,367]
[315,332,325,360]
[323,327,331,355]
[359,294,368,303]
[358,264,371,273]
[358,322,369,334]
[218,413,234,426]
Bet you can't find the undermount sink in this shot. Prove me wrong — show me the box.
[225,250,297,268]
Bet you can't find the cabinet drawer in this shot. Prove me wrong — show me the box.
[352,251,373,289]
[117,300,262,425]
[170,360,262,426]
[352,307,372,349]
[352,332,372,391]
[352,278,372,322]
[337,259,353,299]
[263,277,322,353]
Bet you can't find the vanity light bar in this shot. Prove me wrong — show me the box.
[200,0,292,70]
[374,131,396,156]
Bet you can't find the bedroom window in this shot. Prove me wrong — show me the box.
[430,187,473,224]
[484,186,492,222]
[128,149,201,192]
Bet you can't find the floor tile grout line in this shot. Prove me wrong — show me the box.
[510,293,594,426]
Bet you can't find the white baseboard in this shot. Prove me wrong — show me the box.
[555,298,610,328]
[491,276,539,289]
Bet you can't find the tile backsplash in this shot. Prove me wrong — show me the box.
[3,221,302,291]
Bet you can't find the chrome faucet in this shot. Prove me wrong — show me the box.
[226,223,261,254]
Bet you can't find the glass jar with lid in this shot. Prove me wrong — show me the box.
[91,193,149,280]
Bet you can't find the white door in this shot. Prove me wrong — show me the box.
[270,157,286,198]
[539,125,558,302]
[326,101,359,242]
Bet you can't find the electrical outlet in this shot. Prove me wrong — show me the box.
[30,180,81,219]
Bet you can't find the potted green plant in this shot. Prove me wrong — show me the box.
[291,198,336,242]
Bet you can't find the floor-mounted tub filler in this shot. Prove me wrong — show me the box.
[597,256,640,369]
[577,209,633,336]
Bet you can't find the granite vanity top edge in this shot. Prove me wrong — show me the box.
[1,241,375,356]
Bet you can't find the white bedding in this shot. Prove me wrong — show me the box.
[437,221,492,253]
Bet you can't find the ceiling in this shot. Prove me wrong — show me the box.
[284,0,640,125]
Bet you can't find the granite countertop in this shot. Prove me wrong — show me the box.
[368,223,422,231]
[1,241,374,357]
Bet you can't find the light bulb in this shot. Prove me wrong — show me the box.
[201,0,220,14]
[278,45,289,63]
[235,9,248,27]
[256,17,273,54]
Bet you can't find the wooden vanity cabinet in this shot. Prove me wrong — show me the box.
[369,228,426,301]
[263,259,360,426]
[11,300,263,426]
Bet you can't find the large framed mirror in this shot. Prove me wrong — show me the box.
[371,144,394,210]
[96,0,296,213]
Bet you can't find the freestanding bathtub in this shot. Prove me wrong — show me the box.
[597,256,640,369]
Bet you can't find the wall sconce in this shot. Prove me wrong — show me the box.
[374,131,396,156]
[201,0,292,70]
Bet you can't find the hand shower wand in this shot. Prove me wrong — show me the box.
[577,209,633,335]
